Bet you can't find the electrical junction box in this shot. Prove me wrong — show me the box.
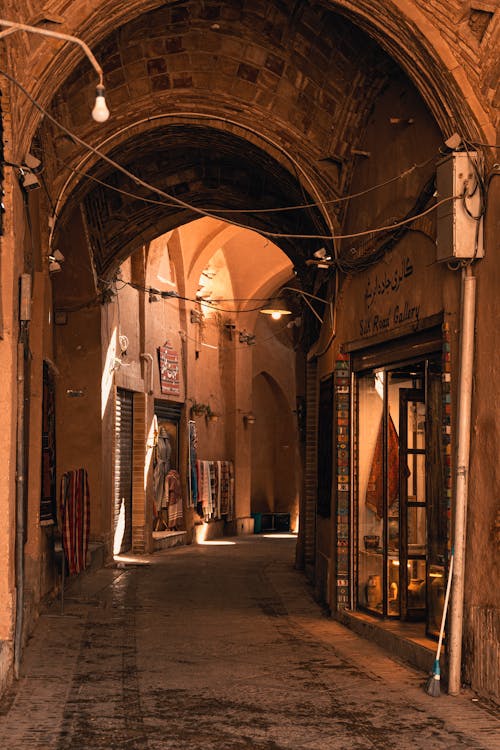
[436,151,484,262]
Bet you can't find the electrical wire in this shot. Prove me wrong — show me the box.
[0,66,454,243]
[463,139,500,149]
[3,147,436,226]
[180,320,293,352]
[48,151,435,215]
[99,276,295,351]
[298,196,457,241]
[122,280,274,314]
[51,153,181,209]
[100,274,305,312]
[54,294,103,313]
[460,143,486,222]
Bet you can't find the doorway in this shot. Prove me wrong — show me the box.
[113,388,134,555]
[250,372,299,532]
[355,357,446,637]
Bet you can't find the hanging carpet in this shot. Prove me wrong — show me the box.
[366,416,399,519]
[166,469,184,529]
[40,361,57,525]
[60,468,90,575]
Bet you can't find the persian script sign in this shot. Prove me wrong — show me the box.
[158,342,180,396]
[364,256,413,310]
[359,255,420,337]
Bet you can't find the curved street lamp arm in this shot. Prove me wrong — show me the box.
[0,19,103,86]
[280,286,333,325]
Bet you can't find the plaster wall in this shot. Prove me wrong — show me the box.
[0,146,19,653]
[250,373,297,514]
[0,96,56,690]
[463,172,500,700]
[250,315,300,528]
[337,73,499,702]
[23,271,57,622]
[54,307,104,542]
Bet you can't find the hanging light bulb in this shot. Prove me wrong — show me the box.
[92,85,110,123]
[0,20,109,124]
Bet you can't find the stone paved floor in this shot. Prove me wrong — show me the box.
[0,535,498,749]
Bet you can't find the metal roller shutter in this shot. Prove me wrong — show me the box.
[114,388,133,554]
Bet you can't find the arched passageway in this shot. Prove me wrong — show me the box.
[1,0,499,703]
[251,371,299,532]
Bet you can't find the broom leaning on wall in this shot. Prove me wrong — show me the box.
[425,549,454,697]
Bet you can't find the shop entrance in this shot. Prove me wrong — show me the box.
[113,388,134,555]
[356,355,446,637]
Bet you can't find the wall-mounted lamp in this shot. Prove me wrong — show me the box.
[260,299,293,321]
[0,19,109,122]
[239,330,256,345]
[260,286,333,325]
[243,413,256,426]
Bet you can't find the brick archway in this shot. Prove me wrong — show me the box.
[6,0,496,156]
[3,0,497,298]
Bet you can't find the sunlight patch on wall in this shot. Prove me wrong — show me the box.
[101,326,118,418]
[144,414,157,491]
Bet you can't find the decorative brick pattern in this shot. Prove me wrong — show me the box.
[335,355,350,610]
[442,322,452,546]
[132,392,147,553]
[304,360,318,568]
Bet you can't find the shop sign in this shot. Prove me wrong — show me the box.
[359,302,421,337]
[158,341,180,396]
[364,256,414,309]
[359,255,420,337]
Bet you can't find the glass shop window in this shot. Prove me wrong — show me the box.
[357,371,386,614]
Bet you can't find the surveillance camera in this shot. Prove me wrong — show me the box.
[443,133,462,151]
[313,247,327,259]
[20,171,40,191]
[23,153,43,175]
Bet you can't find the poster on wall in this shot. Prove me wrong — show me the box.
[158,341,180,396]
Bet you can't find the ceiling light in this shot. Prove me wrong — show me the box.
[260,287,333,325]
[260,299,293,320]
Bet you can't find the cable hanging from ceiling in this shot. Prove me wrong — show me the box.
[96,275,297,351]
[48,150,436,215]
[0,67,465,245]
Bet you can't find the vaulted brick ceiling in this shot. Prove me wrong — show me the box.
[78,124,334,275]
[38,1,431,278]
